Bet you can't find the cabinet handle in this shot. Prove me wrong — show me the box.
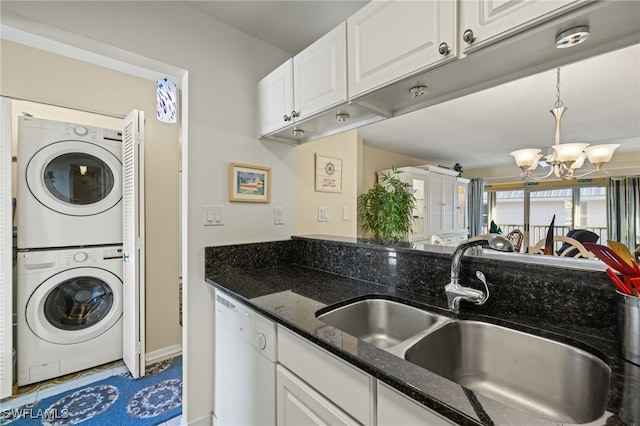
[438,42,451,56]
[283,114,291,122]
[463,29,476,45]
[291,110,300,119]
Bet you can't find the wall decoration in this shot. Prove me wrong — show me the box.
[156,77,177,123]
[229,163,271,202]
[315,154,342,193]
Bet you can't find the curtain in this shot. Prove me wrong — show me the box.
[607,176,640,252]
[468,178,484,238]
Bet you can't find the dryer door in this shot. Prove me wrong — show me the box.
[26,140,122,216]
[26,267,123,344]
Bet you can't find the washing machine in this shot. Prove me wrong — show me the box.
[17,116,123,249]
[17,245,123,386]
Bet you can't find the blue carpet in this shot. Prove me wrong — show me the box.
[5,356,182,426]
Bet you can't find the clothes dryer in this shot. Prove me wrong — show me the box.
[17,245,123,386]
[17,116,122,249]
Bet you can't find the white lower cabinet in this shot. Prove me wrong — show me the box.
[277,326,373,425]
[275,326,457,426]
[378,382,457,426]
[277,365,359,425]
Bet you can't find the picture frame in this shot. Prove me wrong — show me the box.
[229,163,271,202]
[315,154,342,193]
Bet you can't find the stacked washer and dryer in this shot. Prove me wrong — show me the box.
[16,116,124,386]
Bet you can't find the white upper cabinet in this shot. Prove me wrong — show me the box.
[294,22,347,122]
[259,23,347,137]
[258,59,294,136]
[459,0,585,53]
[347,0,456,99]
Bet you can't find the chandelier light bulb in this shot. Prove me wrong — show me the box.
[511,149,541,168]
[585,144,620,164]
[552,143,589,163]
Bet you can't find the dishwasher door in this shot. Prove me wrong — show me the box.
[214,290,277,426]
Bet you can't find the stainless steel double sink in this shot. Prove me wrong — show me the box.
[316,298,610,424]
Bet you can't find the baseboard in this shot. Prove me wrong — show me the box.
[188,413,213,425]
[145,343,182,364]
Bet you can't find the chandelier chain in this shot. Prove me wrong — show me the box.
[554,67,563,108]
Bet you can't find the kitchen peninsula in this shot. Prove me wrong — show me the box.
[206,235,637,425]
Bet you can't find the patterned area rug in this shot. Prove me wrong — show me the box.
[2,356,181,425]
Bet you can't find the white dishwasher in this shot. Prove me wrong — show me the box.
[214,290,277,426]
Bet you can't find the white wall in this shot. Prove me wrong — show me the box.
[1,2,292,423]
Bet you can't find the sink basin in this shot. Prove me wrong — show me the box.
[403,321,611,424]
[316,299,446,349]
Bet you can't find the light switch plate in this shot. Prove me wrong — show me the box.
[342,206,349,221]
[318,206,329,222]
[203,205,223,226]
[274,207,284,225]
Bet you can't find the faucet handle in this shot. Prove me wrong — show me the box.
[475,270,490,305]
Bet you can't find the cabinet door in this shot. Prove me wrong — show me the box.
[277,365,359,426]
[409,174,427,241]
[441,174,456,234]
[259,59,294,136]
[460,0,583,52]
[427,172,456,236]
[278,326,371,424]
[294,22,347,120]
[456,179,469,234]
[428,172,445,235]
[348,0,456,98]
[378,382,456,426]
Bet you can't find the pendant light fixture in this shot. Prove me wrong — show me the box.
[511,68,619,180]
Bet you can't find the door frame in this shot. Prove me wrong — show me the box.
[0,15,188,395]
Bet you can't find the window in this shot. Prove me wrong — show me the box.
[485,181,607,251]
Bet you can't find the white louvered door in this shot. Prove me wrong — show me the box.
[122,110,145,378]
[0,97,13,398]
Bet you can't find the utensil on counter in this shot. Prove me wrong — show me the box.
[585,243,639,278]
[607,240,640,275]
[543,215,555,255]
[624,276,640,295]
[606,268,635,296]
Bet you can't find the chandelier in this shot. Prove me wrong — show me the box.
[511,68,619,180]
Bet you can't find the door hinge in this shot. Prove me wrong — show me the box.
[137,341,142,354]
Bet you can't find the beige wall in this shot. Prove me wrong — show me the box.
[296,129,359,237]
[2,40,181,355]
[359,144,430,194]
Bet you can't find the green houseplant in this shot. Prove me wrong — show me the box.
[357,170,416,242]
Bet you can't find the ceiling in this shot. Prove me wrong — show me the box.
[184,1,640,171]
[183,1,368,55]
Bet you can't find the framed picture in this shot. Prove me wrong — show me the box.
[315,154,342,193]
[229,163,271,202]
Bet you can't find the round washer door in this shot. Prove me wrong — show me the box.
[26,267,123,345]
[26,140,122,216]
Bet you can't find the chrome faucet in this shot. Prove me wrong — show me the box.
[445,234,514,312]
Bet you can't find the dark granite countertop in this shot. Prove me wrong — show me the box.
[206,263,638,426]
